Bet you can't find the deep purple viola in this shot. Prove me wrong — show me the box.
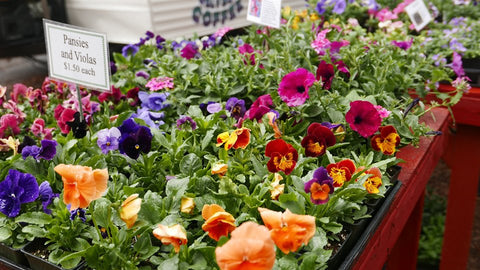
[176,115,197,130]
[0,169,39,217]
[38,181,59,214]
[225,97,246,120]
[21,139,58,160]
[118,119,153,159]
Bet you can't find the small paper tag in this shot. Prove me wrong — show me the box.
[43,19,111,92]
[246,0,282,29]
[405,0,433,31]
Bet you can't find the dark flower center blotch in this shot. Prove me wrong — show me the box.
[296,85,306,93]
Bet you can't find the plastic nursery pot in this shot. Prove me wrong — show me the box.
[338,181,403,270]
[0,242,30,268]
[325,226,353,270]
[21,238,84,270]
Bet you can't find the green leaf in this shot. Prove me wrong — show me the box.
[158,256,179,270]
[179,153,202,176]
[92,199,111,228]
[15,212,52,225]
[166,177,189,212]
[277,191,305,214]
[0,227,12,241]
[21,225,46,237]
[299,254,317,270]
[228,85,245,96]
[322,221,343,234]
[327,107,344,123]
[201,130,215,150]
[134,232,152,254]
[250,155,268,178]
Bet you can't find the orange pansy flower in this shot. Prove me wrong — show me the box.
[371,125,401,155]
[120,194,142,228]
[215,221,276,270]
[202,204,236,241]
[258,207,316,254]
[211,163,228,177]
[152,224,187,253]
[363,167,383,194]
[54,164,108,210]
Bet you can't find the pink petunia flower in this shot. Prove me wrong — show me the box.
[278,68,316,107]
[374,105,392,119]
[146,77,175,91]
[311,29,331,55]
[346,101,382,138]
[244,94,274,122]
[213,27,232,39]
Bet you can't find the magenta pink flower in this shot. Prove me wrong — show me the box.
[213,27,232,38]
[31,118,54,140]
[11,83,28,103]
[346,101,382,138]
[146,77,175,91]
[244,94,274,121]
[54,105,77,134]
[238,44,259,66]
[0,114,20,138]
[375,8,398,22]
[311,29,331,55]
[3,100,26,122]
[278,68,316,107]
[374,105,391,119]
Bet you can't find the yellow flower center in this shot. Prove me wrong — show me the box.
[307,141,324,155]
[274,153,294,171]
[331,168,347,187]
[135,144,140,149]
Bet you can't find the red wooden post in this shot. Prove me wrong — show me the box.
[437,84,480,270]
[385,191,425,270]
[440,124,480,270]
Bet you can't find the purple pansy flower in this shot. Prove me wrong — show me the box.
[132,108,165,129]
[21,139,58,160]
[156,35,166,49]
[176,115,197,130]
[332,0,347,14]
[69,207,86,222]
[304,167,334,205]
[97,127,121,154]
[316,0,327,14]
[135,71,150,80]
[138,91,170,111]
[207,102,222,113]
[118,119,153,159]
[122,44,139,57]
[0,170,39,217]
[225,97,246,120]
[38,181,59,215]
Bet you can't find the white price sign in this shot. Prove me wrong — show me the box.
[246,0,282,28]
[405,0,433,32]
[43,19,111,92]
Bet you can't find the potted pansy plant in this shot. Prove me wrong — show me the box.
[0,2,470,269]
